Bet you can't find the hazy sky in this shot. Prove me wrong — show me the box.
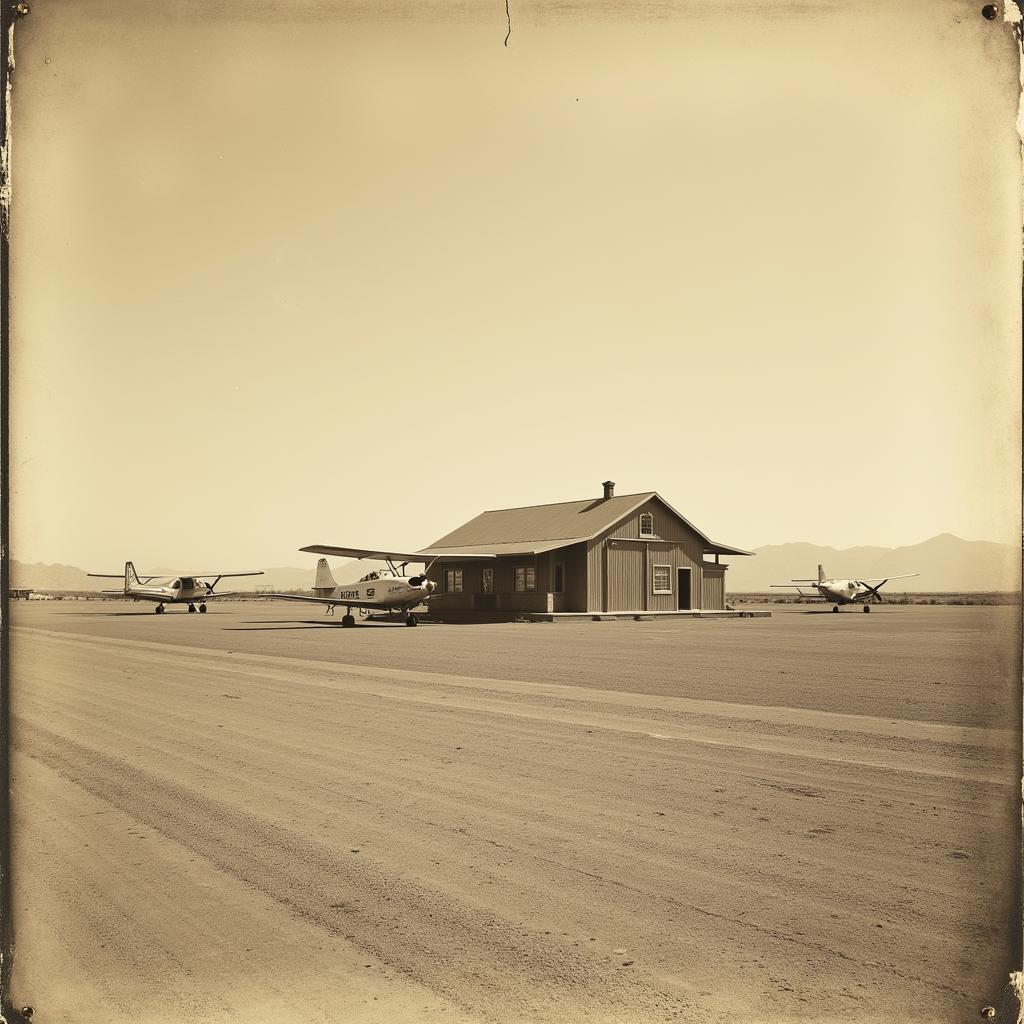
[9,0,1021,570]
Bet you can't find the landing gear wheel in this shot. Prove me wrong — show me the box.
[188,604,196,613]
[832,605,840,613]
[341,614,356,628]
[863,604,871,613]
[155,605,165,614]
[405,613,418,627]
[199,604,207,613]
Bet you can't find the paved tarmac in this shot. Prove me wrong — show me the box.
[7,601,1021,1022]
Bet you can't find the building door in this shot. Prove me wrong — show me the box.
[677,567,692,610]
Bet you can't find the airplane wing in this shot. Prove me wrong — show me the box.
[856,573,919,583]
[257,592,387,610]
[769,582,819,587]
[300,545,494,562]
[189,572,264,579]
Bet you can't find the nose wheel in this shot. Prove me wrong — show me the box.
[832,605,840,613]
[341,614,356,628]
[863,604,871,613]
[405,613,418,627]
[155,604,165,614]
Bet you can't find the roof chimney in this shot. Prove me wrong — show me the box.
[602,480,615,500]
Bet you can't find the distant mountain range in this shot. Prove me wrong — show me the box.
[8,535,1020,593]
[724,534,1020,592]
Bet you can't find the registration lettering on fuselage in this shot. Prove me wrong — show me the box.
[340,589,360,600]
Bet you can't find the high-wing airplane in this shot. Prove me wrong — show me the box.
[771,564,919,612]
[88,561,264,613]
[261,545,494,627]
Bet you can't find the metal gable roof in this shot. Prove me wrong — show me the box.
[420,491,753,557]
[420,540,577,557]
[423,493,657,551]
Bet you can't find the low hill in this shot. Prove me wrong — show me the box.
[725,534,1020,593]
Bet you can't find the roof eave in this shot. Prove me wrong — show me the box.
[703,542,755,557]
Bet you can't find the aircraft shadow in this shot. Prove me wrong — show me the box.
[226,619,413,631]
[801,609,875,615]
[46,609,213,617]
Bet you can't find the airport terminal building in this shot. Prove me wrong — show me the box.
[421,482,751,619]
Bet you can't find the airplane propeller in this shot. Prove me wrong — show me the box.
[858,580,886,603]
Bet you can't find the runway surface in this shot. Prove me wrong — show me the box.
[8,601,1021,1022]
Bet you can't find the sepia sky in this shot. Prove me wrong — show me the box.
[8,0,1021,571]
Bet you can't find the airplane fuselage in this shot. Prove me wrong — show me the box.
[122,577,215,604]
[315,576,433,612]
[815,580,871,604]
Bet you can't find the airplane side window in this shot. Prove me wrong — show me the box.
[172,579,181,589]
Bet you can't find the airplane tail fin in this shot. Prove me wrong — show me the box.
[817,564,826,583]
[313,558,338,594]
[125,561,140,590]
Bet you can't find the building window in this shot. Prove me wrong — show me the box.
[652,565,672,594]
[514,566,536,593]
[445,569,463,593]
[639,513,654,537]
[552,562,564,594]
[481,568,494,593]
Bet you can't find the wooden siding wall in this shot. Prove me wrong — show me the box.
[589,497,707,612]
[702,571,725,611]
[606,545,644,611]
[427,543,588,612]
[429,558,531,597]
[586,538,604,612]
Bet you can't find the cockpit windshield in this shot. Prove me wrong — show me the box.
[358,571,381,582]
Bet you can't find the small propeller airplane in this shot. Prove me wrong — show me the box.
[771,564,919,613]
[261,545,494,627]
[88,561,264,613]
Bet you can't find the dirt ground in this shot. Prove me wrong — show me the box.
[7,601,1021,1023]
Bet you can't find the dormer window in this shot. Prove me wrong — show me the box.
[639,513,654,537]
